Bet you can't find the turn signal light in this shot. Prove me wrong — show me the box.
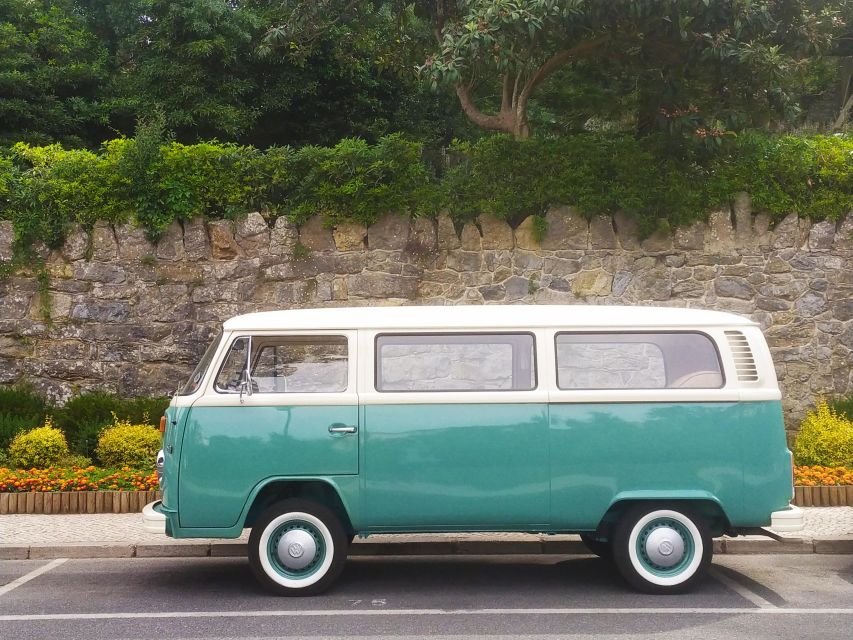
[160,415,167,433]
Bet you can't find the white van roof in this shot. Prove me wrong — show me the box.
[222,305,756,332]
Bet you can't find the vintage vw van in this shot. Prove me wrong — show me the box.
[143,305,802,595]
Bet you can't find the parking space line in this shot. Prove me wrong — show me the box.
[0,558,67,597]
[2,607,853,621]
[709,567,777,609]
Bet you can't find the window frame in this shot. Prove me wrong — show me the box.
[553,330,726,392]
[213,333,351,395]
[374,331,538,393]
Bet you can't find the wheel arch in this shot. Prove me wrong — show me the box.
[242,479,355,536]
[597,492,731,538]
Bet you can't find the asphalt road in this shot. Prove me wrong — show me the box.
[1,553,852,639]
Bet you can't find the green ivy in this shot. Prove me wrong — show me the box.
[0,132,850,248]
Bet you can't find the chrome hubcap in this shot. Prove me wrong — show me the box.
[643,526,685,568]
[276,529,317,570]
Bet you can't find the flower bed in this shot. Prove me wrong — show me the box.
[793,466,853,507]
[0,466,160,514]
[0,466,158,492]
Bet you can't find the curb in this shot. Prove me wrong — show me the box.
[2,536,852,560]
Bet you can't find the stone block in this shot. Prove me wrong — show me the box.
[833,212,853,252]
[183,217,210,260]
[542,205,588,250]
[477,214,513,250]
[613,211,640,250]
[715,277,755,300]
[705,209,735,254]
[808,220,836,251]
[269,216,298,255]
[155,220,186,261]
[514,216,541,250]
[298,216,335,252]
[572,270,613,297]
[346,272,418,298]
[91,222,117,262]
[436,213,460,250]
[61,224,89,261]
[333,221,367,251]
[116,223,154,261]
[772,213,807,249]
[0,220,13,262]
[235,211,270,257]
[368,213,410,250]
[589,215,617,249]
[733,192,754,248]
[640,229,673,253]
[459,223,481,251]
[135,543,210,558]
[208,220,241,260]
[673,221,705,251]
[30,543,135,559]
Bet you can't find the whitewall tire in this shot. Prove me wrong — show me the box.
[248,499,347,596]
[612,503,711,594]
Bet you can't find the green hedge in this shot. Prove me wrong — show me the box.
[1,132,851,248]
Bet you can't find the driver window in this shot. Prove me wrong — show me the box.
[214,337,250,392]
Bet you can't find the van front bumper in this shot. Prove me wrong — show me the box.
[142,500,167,535]
[769,504,805,532]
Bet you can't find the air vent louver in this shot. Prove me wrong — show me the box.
[725,331,759,382]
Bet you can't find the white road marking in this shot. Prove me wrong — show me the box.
[0,558,67,597]
[2,607,853,621]
[709,568,777,609]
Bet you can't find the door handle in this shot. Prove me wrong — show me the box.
[328,424,358,434]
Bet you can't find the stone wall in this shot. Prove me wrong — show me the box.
[1,193,852,431]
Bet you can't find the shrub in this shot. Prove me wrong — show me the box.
[793,400,853,468]
[828,394,853,422]
[95,416,161,469]
[54,392,169,457]
[0,383,48,449]
[8,419,69,469]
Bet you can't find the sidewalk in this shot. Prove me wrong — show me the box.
[1,507,851,560]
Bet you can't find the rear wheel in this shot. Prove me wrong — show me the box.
[612,503,711,594]
[248,498,347,596]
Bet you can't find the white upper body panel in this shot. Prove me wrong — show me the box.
[223,305,756,333]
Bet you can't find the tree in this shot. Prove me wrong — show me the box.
[0,0,110,146]
[268,1,843,139]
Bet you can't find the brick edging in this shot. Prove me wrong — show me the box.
[793,485,853,507]
[0,491,161,514]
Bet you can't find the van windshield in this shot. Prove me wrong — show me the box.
[179,331,223,396]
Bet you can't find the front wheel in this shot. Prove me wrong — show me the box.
[612,503,711,594]
[248,498,347,596]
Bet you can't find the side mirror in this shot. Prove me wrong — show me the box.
[239,368,253,403]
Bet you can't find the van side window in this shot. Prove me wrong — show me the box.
[214,336,348,393]
[376,333,536,392]
[555,332,723,390]
[253,336,347,393]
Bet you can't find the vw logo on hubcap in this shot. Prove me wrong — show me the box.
[288,542,304,558]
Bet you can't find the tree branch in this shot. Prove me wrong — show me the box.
[524,37,608,96]
[455,83,511,132]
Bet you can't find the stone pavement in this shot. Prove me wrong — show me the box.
[0,507,851,560]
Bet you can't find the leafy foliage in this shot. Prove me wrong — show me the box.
[8,419,69,469]
[95,416,162,469]
[1,132,851,244]
[53,392,168,458]
[0,383,49,449]
[793,400,853,468]
[0,0,111,147]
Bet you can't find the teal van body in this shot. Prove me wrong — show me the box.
[145,305,800,594]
